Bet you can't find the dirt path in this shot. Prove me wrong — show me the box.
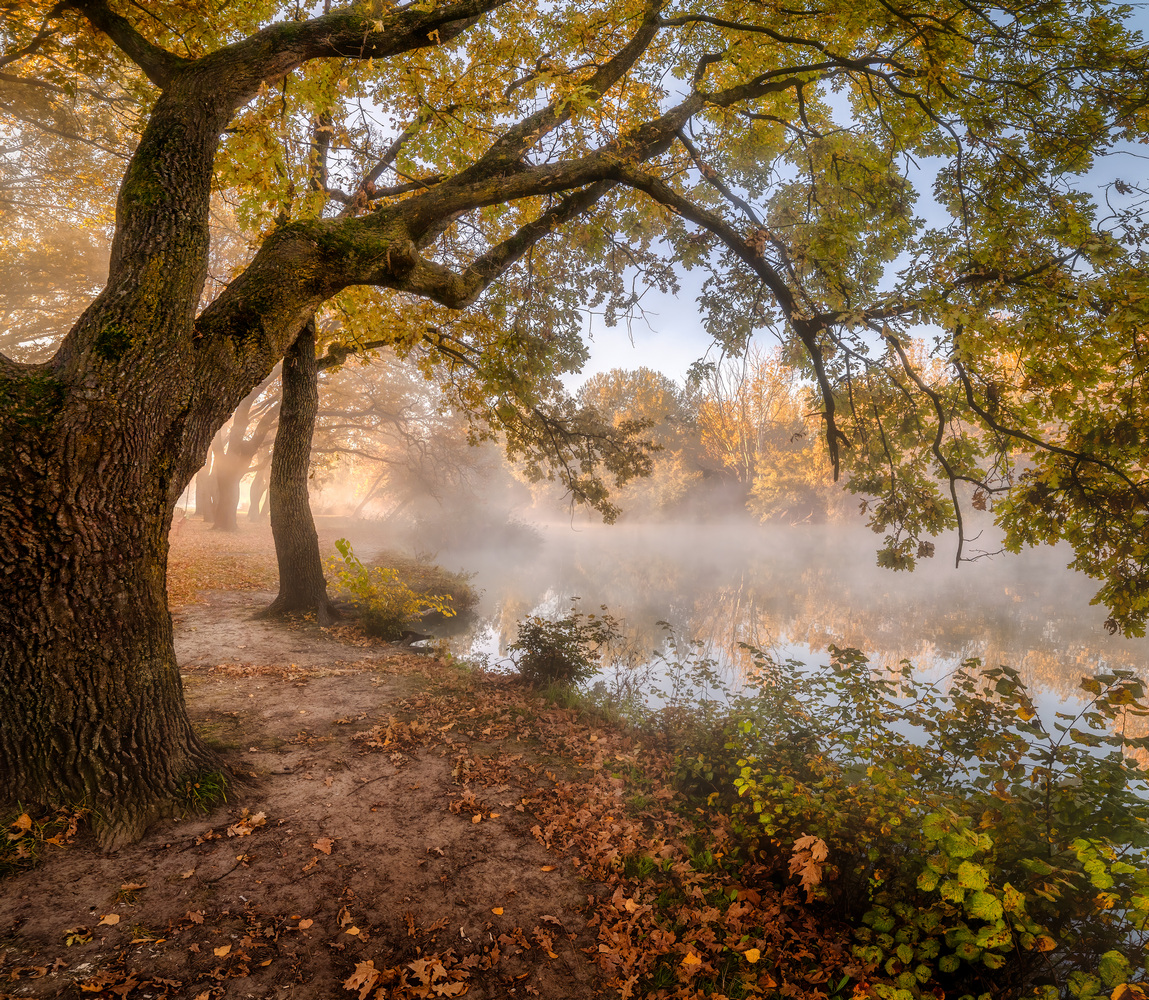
[1,592,601,999]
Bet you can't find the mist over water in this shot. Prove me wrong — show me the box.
[353,514,1149,703]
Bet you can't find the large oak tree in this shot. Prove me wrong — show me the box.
[1,0,1147,847]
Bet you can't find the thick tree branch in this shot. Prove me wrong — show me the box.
[401,181,617,307]
[63,0,188,87]
[189,0,511,114]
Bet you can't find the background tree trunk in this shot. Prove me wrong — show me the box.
[260,319,338,624]
[211,452,245,531]
[248,464,269,522]
[193,466,214,520]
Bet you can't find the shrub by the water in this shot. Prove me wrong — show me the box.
[326,538,456,639]
[508,605,623,686]
[661,642,1149,998]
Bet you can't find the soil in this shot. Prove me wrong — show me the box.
[0,576,603,999]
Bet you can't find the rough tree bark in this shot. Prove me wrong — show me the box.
[259,319,338,623]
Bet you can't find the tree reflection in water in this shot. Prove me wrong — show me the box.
[407,521,1147,704]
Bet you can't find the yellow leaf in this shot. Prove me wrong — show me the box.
[97,914,120,926]
[214,943,231,957]
[744,948,761,963]
[491,907,504,915]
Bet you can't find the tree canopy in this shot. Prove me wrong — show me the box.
[4,0,1147,626]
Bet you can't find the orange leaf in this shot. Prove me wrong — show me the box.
[97,914,120,926]
[343,960,381,1000]
[214,943,231,957]
[491,907,504,915]
[681,952,701,967]
[297,919,313,930]
[744,948,761,963]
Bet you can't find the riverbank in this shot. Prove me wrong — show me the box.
[0,525,858,998]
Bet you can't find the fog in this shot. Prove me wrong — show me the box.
[336,508,1149,704]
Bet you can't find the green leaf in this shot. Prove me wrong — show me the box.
[942,832,978,859]
[965,891,1003,922]
[1099,951,1131,988]
[957,860,988,890]
[921,813,949,841]
[1002,882,1025,915]
[917,869,939,892]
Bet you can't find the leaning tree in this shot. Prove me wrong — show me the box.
[2,0,1147,847]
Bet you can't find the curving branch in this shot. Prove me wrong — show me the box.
[62,0,188,87]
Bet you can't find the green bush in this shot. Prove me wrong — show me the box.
[326,538,454,639]
[704,646,1149,996]
[639,632,1149,995]
[508,605,623,686]
[368,549,478,617]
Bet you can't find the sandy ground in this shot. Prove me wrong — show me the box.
[0,588,602,999]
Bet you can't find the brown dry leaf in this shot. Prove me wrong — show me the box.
[338,905,353,927]
[788,836,828,902]
[302,855,319,872]
[194,993,210,1000]
[120,882,146,891]
[313,837,335,855]
[8,813,32,840]
[187,910,204,924]
[344,960,381,1000]
[180,869,195,879]
[226,809,267,837]
[97,914,120,926]
[471,813,482,824]
[297,919,313,930]
[214,943,231,957]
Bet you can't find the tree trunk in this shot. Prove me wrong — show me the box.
[194,466,214,520]
[248,465,269,522]
[259,319,338,624]
[211,454,245,531]
[0,393,219,850]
